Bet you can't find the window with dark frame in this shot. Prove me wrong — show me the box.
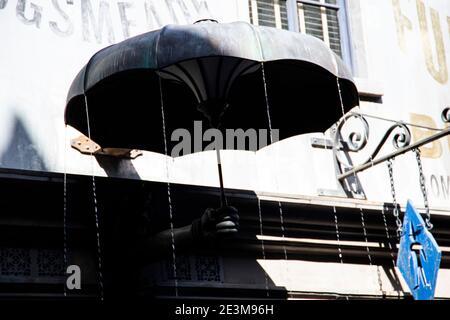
[248,0,348,60]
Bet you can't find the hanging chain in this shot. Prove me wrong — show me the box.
[413,148,433,230]
[387,158,403,237]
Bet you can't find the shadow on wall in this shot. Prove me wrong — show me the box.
[95,154,141,180]
[98,181,288,300]
[0,115,47,171]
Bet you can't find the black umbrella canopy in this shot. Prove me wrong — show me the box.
[65,21,359,154]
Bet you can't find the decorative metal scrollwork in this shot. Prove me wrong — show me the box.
[333,113,370,152]
[314,107,449,198]
[442,107,450,123]
[333,113,412,173]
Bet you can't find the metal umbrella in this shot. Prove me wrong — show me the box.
[65,21,359,205]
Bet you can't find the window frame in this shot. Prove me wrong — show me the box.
[257,0,355,72]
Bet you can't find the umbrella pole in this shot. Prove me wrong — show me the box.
[215,144,228,207]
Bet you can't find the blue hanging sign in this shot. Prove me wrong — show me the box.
[397,200,441,300]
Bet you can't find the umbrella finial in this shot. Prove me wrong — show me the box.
[194,19,219,24]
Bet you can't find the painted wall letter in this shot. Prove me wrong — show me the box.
[0,0,8,10]
[49,0,74,37]
[81,0,115,44]
[118,2,136,39]
[410,113,442,158]
[16,0,42,28]
[441,175,449,199]
[144,0,163,29]
[446,123,450,151]
[416,0,448,84]
[448,16,450,38]
[392,0,412,53]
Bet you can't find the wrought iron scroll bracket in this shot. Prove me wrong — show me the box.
[313,107,450,198]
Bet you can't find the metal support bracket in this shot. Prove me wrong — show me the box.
[310,137,347,150]
[337,126,450,181]
[312,107,450,197]
[71,135,143,159]
[317,188,366,199]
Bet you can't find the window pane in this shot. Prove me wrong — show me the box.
[303,4,324,41]
[258,1,276,28]
[249,0,254,25]
[297,1,343,57]
[279,0,289,30]
[326,8,342,57]
[249,0,345,58]
[248,0,289,30]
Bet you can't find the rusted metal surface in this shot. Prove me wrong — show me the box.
[71,135,142,159]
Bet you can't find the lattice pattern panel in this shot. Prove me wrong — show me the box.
[165,255,192,281]
[195,256,221,282]
[162,255,222,283]
[37,249,65,277]
[0,248,31,276]
[0,248,65,281]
